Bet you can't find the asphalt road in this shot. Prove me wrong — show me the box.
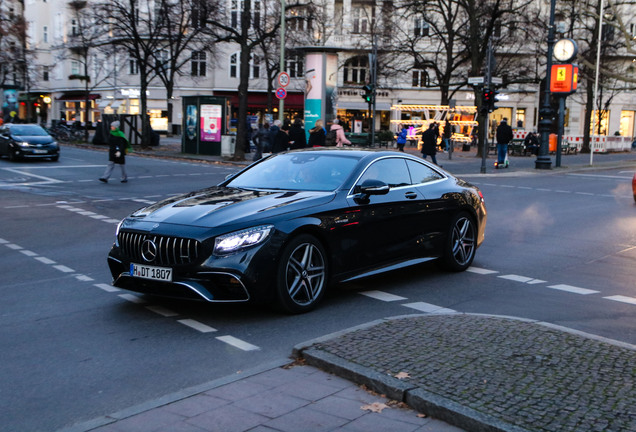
[1,147,635,431]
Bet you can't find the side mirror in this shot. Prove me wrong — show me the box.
[353,179,389,204]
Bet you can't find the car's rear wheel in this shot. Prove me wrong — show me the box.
[442,212,477,272]
[275,234,327,314]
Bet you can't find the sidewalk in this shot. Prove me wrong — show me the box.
[59,313,636,432]
[57,138,636,432]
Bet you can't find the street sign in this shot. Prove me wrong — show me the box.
[468,77,484,85]
[277,72,290,88]
[491,77,503,85]
[275,87,287,99]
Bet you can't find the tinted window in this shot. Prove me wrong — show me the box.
[406,159,443,184]
[358,158,411,188]
[227,152,360,191]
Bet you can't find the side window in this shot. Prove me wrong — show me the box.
[406,159,443,184]
[358,158,411,188]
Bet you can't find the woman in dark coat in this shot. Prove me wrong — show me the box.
[99,121,129,183]
[288,118,307,150]
[272,124,290,153]
[307,119,326,147]
[420,123,441,166]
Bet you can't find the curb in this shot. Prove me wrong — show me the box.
[293,313,636,432]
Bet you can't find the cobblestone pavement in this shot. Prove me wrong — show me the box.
[295,314,636,432]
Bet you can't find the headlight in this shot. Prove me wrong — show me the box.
[14,140,29,147]
[114,219,125,246]
[214,225,273,255]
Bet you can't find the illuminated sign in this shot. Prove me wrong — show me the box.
[550,64,578,94]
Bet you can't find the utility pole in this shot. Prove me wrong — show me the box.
[370,35,377,148]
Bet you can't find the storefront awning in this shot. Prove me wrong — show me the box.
[56,93,101,101]
[97,99,112,108]
[109,100,123,109]
[213,91,304,109]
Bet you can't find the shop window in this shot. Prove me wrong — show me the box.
[515,108,526,129]
[343,56,368,84]
[590,110,609,135]
[191,51,206,76]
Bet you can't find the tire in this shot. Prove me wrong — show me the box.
[275,234,328,314]
[442,212,477,272]
[50,155,59,162]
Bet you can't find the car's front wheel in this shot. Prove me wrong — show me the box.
[442,212,477,272]
[275,234,328,314]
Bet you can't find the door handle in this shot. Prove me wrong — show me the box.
[404,192,418,199]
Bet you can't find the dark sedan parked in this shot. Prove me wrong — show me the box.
[108,148,487,313]
[0,123,60,161]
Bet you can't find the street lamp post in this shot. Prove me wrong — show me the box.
[536,0,557,170]
[278,0,285,122]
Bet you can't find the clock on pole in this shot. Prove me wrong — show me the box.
[553,38,578,62]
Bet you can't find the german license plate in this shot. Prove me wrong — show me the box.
[33,149,47,154]
[130,263,172,282]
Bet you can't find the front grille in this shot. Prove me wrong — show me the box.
[118,231,202,266]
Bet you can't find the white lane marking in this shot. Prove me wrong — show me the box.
[53,265,74,273]
[216,335,260,351]
[95,283,119,292]
[1,167,62,184]
[402,302,456,314]
[35,256,56,264]
[178,319,217,333]
[547,284,599,295]
[0,238,8,244]
[75,274,94,282]
[499,274,536,283]
[20,250,38,257]
[104,219,121,224]
[604,295,636,306]
[360,290,407,302]
[6,243,23,250]
[467,267,499,275]
[146,305,179,317]
[78,211,96,216]
[119,294,146,304]
[90,215,109,220]
[569,173,633,179]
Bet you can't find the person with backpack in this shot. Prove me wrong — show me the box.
[328,118,350,147]
[396,124,408,152]
[308,119,326,147]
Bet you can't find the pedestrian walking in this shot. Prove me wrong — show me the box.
[442,119,452,152]
[496,117,513,168]
[253,123,270,161]
[329,119,351,147]
[288,118,307,150]
[420,123,441,166]
[396,124,408,152]
[272,123,290,153]
[308,119,326,147]
[99,121,129,183]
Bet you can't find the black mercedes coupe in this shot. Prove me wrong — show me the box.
[107,148,487,313]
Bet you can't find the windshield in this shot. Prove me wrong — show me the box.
[10,125,50,137]
[227,152,360,192]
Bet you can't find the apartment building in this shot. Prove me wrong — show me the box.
[9,0,636,140]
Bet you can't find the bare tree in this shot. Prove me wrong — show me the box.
[93,0,168,147]
[151,0,216,136]
[205,0,280,160]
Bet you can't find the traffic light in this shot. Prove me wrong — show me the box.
[480,88,499,113]
[362,84,374,104]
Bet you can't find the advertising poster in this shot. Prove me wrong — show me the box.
[325,53,338,124]
[185,105,198,141]
[2,88,19,122]
[304,53,324,132]
[200,104,222,142]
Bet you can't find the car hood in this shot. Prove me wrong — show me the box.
[12,134,55,144]
[130,186,335,227]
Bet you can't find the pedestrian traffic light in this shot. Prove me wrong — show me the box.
[362,84,374,104]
